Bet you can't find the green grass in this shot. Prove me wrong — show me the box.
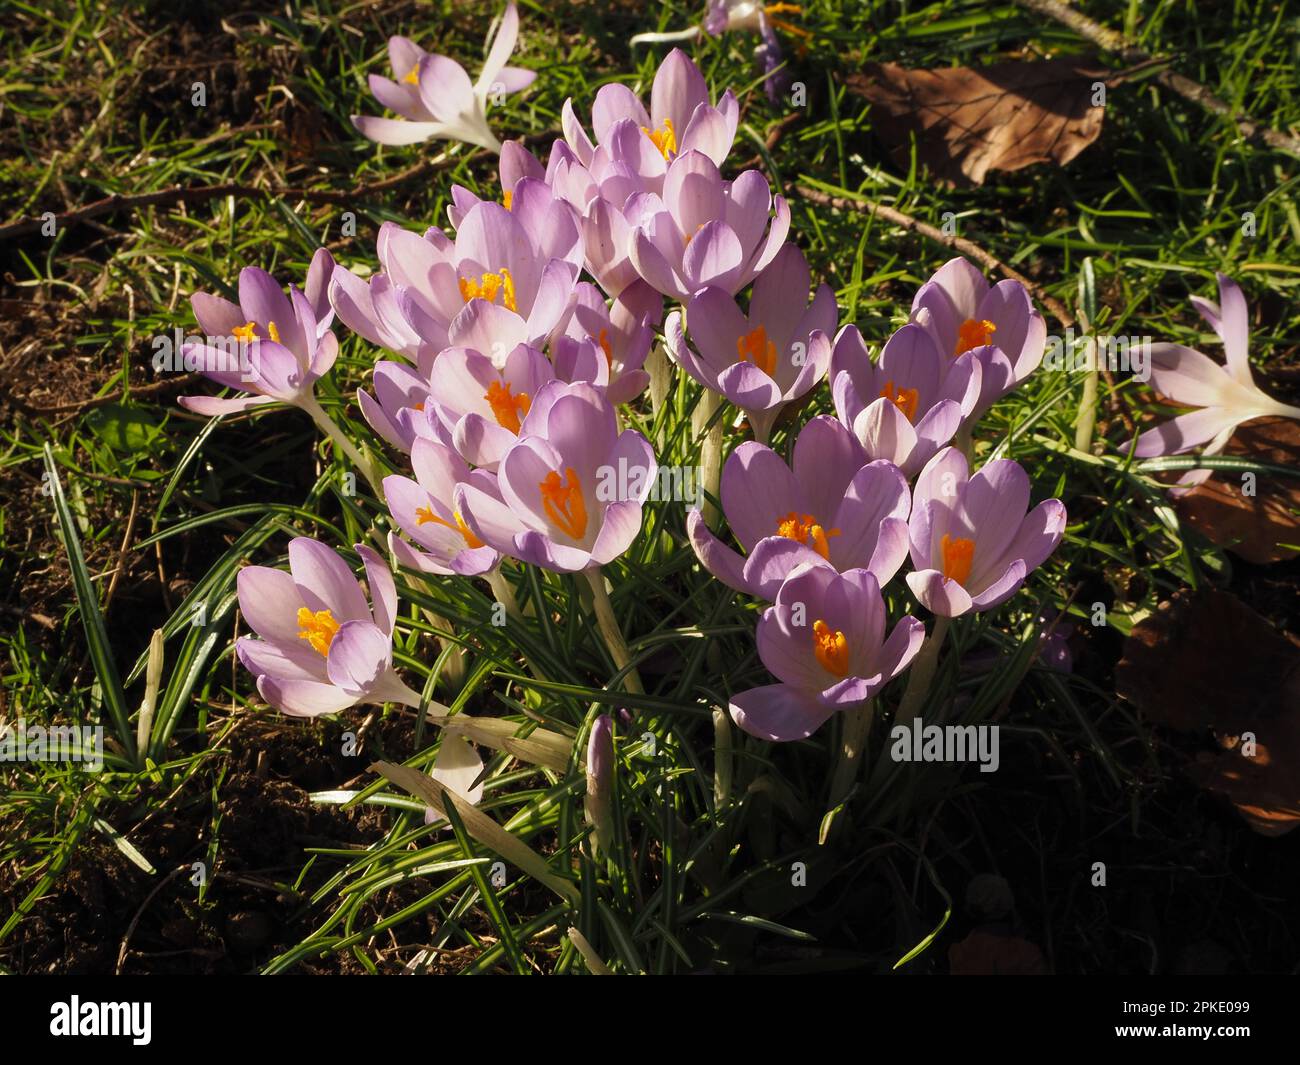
[1,0,1298,974]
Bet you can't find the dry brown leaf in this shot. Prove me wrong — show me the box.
[847,58,1114,186]
[1115,588,1300,836]
[1176,416,1300,564]
[949,929,1049,975]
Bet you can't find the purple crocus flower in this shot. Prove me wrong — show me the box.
[448,176,583,273]
[666,243,832,441]
[831,322,982,477]
[180,250,336,415]
[562,48,738,174]
[351,4,535,152]
[235,538,419,717]
[552,281,659,404]
[357,353,439,456]
[627,150,790,300]
[329,203,578,364]
[1126,274,1300,488]
[384,438,503,577]
[455,383,656,572]
[688,415,911,598]
[426,343,558,469]
[905,448,1067,618]
[729,561,926,742]
[908,257,1046,423]
[584,714,614,857]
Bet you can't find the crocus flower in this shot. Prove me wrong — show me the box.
[909,257,1046,423]
[627,150,790,301]
[729,562,925,742]
[1127,273,1300,487]
[426,343,558,469]
[688,415,910,598]
[562,48,738,174]
[456,383,656,572]
[180,250,336,416]
[330,205,578,365]
[667,243,832,441]
[584,715,614,858]
[357,353,438,455]
[235,538,419,717]
[448,175,583,273]
[552,281,659,404]
[631,5,801,103]
[831,322,981,477]
[905,448,1066,618]
[384,438,503,577]
[352,4,535,152]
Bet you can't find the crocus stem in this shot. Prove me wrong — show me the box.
[485,566,550,681]
[827,699,874,811]
[647,341,670,428]
[712,708,733,810]
[485,567,522,621]
[304,398,384,499]
[1074,367,1099,453]
[695,390,724,530]
[582,567,644,695]
[897,615,951,721]
[630,27,701,46]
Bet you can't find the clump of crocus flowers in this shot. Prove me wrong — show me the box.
[174,12,1088,839]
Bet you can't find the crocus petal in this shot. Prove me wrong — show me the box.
[351,116,451,145]
[237,565,306,647]
[257,675,357,718]
[905,569,974,618]
[686,507,750,593]
[729,683,835,742]
[1131,406,1242,457]
[288,538,370,623]
[356,544,398,635]
[326,620,393,697]
[179,394,275,416]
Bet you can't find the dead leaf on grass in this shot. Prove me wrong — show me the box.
[1115,588,1300,835]
[847,57,1117,186]
[1177,417,1300,564]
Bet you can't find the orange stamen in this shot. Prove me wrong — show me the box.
[458,267,517,312]
[539,467,588,541]
[940,534,975,585]
[775,512,840,560]
[812,619,849,677]
[879,381,920,423]
[955,318,996,355]
[484,379,531,434]
[642,117,677,160]
[296,607,340,657]
[416,506,485,549]
[736,324,778,377]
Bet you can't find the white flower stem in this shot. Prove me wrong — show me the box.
[647,341,671,445]
[695,390,724,530]
[630,27,701,46]
[304,398,385,500]
[897,616,951,721]
[827,699,874,812]
[713,708,733,810]
[1074,368,1099,453]
[582,567,644,695]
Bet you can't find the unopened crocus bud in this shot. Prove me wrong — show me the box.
[584,715,614,859]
